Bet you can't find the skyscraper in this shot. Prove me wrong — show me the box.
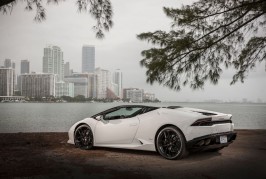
[95,68,111,99]
[64,62,70,76]
[4,59,11,68]
[82,45,95,73]
[20,73,56,97]
[0,68,14,96]
[21,60,30,74]
[43,45,64,81]
[112,69,123,99]
[12,62,15,69]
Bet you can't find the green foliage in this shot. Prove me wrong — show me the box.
[143,98,161,103]
[74,95,86,101]
[0,0,113,38]
[138,0,266,90]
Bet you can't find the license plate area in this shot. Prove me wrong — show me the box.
[220,135,228,143]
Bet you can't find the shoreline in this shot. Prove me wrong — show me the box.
[1,129,266,178]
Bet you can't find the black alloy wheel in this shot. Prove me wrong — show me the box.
[74,124,93,150]
[156,126,187,160]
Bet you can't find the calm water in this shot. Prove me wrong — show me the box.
[0,102,265,133]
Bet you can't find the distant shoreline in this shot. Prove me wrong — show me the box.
[1,101,266,104]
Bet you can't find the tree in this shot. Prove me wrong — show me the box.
[74,95,86,102]
[0,0,113,38]
[137,0,266,90]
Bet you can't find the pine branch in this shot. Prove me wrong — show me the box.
[192,9,251,44]
[194,0,265,20]
[170,12,265,63]
[0,0,16,7]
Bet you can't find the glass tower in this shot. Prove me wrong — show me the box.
[82,45,95,73]
[21,60,30,74]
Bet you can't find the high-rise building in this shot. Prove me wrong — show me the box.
[88,73,97,98]
[12,62,15,69]
[0,68,14,96]
[4,59,11,68]
[21,60,30,74]
[64,73,96,98]
[112,69,123,99]
[95,68,111,99]
[64,62,70,76]
[10,62,16,90]
[110,82,118,98]
[20,73,56,97]
[82,45,95,73]
[43,45,64,81]
[55,81,74,98]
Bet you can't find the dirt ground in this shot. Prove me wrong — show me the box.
[0,130,265,179]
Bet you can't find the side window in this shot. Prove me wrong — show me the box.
[104,107,142,120]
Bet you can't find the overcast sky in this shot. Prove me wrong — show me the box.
[0,0,265,102]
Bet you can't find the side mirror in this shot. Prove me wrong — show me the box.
[96,115,109,124]
[95,115,103,121]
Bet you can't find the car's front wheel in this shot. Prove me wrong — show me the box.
[74,124,93,150]
[156,126,187,160]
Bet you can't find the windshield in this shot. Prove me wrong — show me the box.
[104,107,142,120]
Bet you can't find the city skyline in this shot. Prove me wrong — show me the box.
[1,41,262,102]
[0,43,158,102]
[0,0,265,102]
[0,44,265,102]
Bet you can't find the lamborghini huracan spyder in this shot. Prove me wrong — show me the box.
[68,105,236,160]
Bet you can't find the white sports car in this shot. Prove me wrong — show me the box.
[68,105,237,160]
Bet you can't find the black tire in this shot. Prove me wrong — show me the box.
[74,124,93,150]
[156,126,187,160]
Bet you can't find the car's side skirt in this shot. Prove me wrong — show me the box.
[94,138,156,151]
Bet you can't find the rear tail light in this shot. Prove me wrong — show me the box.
[191,118,212,126]
[191,118,232,126]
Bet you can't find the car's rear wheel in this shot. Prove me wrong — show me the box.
[156,126,187,160]
[74,124,93,150]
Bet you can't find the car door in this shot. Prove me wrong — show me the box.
[94,107,141,144]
